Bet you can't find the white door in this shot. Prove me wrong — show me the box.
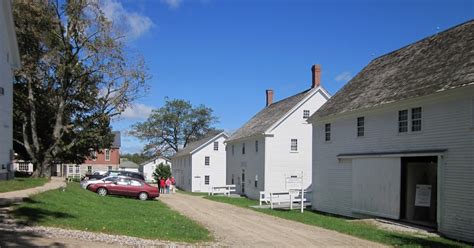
[352,157,401,219]
[193,176,201,192]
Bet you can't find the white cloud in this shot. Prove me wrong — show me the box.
[121,103,154,120]
[161,0,183,9]
[100,0,153,40]
[335,71,352,82]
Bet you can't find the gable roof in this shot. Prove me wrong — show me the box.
[119,160,139,169]
[228,87,329,142]
[140,156,170,166]
[314,20,474,119]
[172,132,228,158]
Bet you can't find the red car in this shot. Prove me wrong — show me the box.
[88,177,159,200]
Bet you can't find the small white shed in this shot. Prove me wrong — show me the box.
[139,157,171,182]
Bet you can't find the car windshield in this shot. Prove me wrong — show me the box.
[116,178,130,185]
[130,180,142,186]
[104,177,117,182]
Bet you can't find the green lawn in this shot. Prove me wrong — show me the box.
[204,196,469,248]
[13,183,211,243]
[0,178,49,193]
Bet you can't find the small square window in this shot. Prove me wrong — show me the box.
[87,166,92,173]
[205,156,210,166]
[325,123,331,141]
[204,175,210,185]
[108,166,112,171]
[357,117,365,137]
[213,141,219,151]
[398,110,408,133]
[242,143,246,154]
[0,87,4,96]
[303,110,310,119]
[291,139,298,151]
[255,140,258,153]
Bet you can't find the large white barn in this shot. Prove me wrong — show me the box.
[309,21,474,243]
[172,132,228,192]
[226,65,330,200]
[0,0,21,180]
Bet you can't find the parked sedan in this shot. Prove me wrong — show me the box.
[87,177,159,200]
[84,170,145,181]
[80,175,123,189]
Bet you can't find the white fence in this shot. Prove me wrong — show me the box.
[259,189,308,213]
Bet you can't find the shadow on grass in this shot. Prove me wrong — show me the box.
[386,233,468,248]
[13,199,75,225]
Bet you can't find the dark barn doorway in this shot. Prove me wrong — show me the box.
[400,156,438,228]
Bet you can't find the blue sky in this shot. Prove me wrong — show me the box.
[105,0,473,154]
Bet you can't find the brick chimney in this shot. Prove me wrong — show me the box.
[311,64,321,88]
[266,89,274,107]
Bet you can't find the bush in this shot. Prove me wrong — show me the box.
[15,171,32,178]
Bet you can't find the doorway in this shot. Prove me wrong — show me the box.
[400,156,438,227]
[241,169,245,195]
[193,176,201,192]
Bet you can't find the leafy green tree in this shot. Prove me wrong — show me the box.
[153,163,172,182]
[12,0,148,177]
[131,98,219,156]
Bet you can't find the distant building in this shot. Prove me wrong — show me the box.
[309,21,474,243]
[172,132,228,192]
[0,0,21,180]
[58,131,121,178]
[226,65,330,199]
[119,159,140,173]
[140,157,171,182]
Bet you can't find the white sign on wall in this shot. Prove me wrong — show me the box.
[415,184,432,207]
[285,173,303,190]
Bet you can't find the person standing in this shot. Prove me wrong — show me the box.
[165,177,171,194]
[159,177,165,194]
[170,176,176,193]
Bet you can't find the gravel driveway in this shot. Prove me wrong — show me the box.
[160,193,386,247]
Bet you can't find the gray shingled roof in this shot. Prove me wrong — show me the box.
[227,89,312,142]
[172,132,228,158]
[112,131,121,148]
[119,159,139,168]
[315,20,474,118]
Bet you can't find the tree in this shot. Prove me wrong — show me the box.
[120,153,152,165]
[131,98,219,156]
[12,0,148,177]
[153,163,171,182]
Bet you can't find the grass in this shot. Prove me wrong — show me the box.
[13,183,211,243]
[204,196,469,248]
[0,177,49,193]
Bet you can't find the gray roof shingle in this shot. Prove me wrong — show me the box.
[172,132,228,158]
[315,20,474,118]
[228,89,312,142]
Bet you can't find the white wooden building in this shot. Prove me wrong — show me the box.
[0,0,20,180]
[309,21,474,243]
[226,65,330,200]
[172,132,228,192]
[140,156,171,182]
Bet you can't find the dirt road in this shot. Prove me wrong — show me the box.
[160,193,386,247]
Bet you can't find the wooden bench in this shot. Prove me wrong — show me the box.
[209,185,236,197]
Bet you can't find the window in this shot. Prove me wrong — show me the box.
[213,141,219,151]
[130,180,142,186]
[0,87,4,96]
[255,140,258,152]
[75,165,80,174]
[357,117,365,137]
[105,149,110,161]
[255,175,258,188]
[325,123,331,141]
[242,143,246,154]
[205,156,210,166]
[411,107,422,132]
[303,110,310,119]
[108,166,112,171]
[87,166,92,173]
[291,139,298,151]
[231,174,234,184]
[232,145,234,155]
[398,110,408,133]
[204,175,210,185]
[68,165,73,174]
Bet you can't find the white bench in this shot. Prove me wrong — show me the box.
[260,190,307,211]
[209,185,236,197]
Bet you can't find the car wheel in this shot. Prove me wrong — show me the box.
[138,192,148,201]
[97,187,108,196]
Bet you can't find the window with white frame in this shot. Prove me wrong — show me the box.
[357,117,365,137]
[291,139,298,151]
[105,149,110,161]
[68,165,73,174]
[255,140,258,153]
[325,123,331,141]
[231,174,234,184]
[398,110,408,133]
[242,143,246,154]
[411,107,422,132]
[75,165,80,174]
[303,110,310,119]
[205,156,210,166]
[204,175,210,185]
[108,166,112,171]
[213,141,219,151]
[87,166,92,173]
